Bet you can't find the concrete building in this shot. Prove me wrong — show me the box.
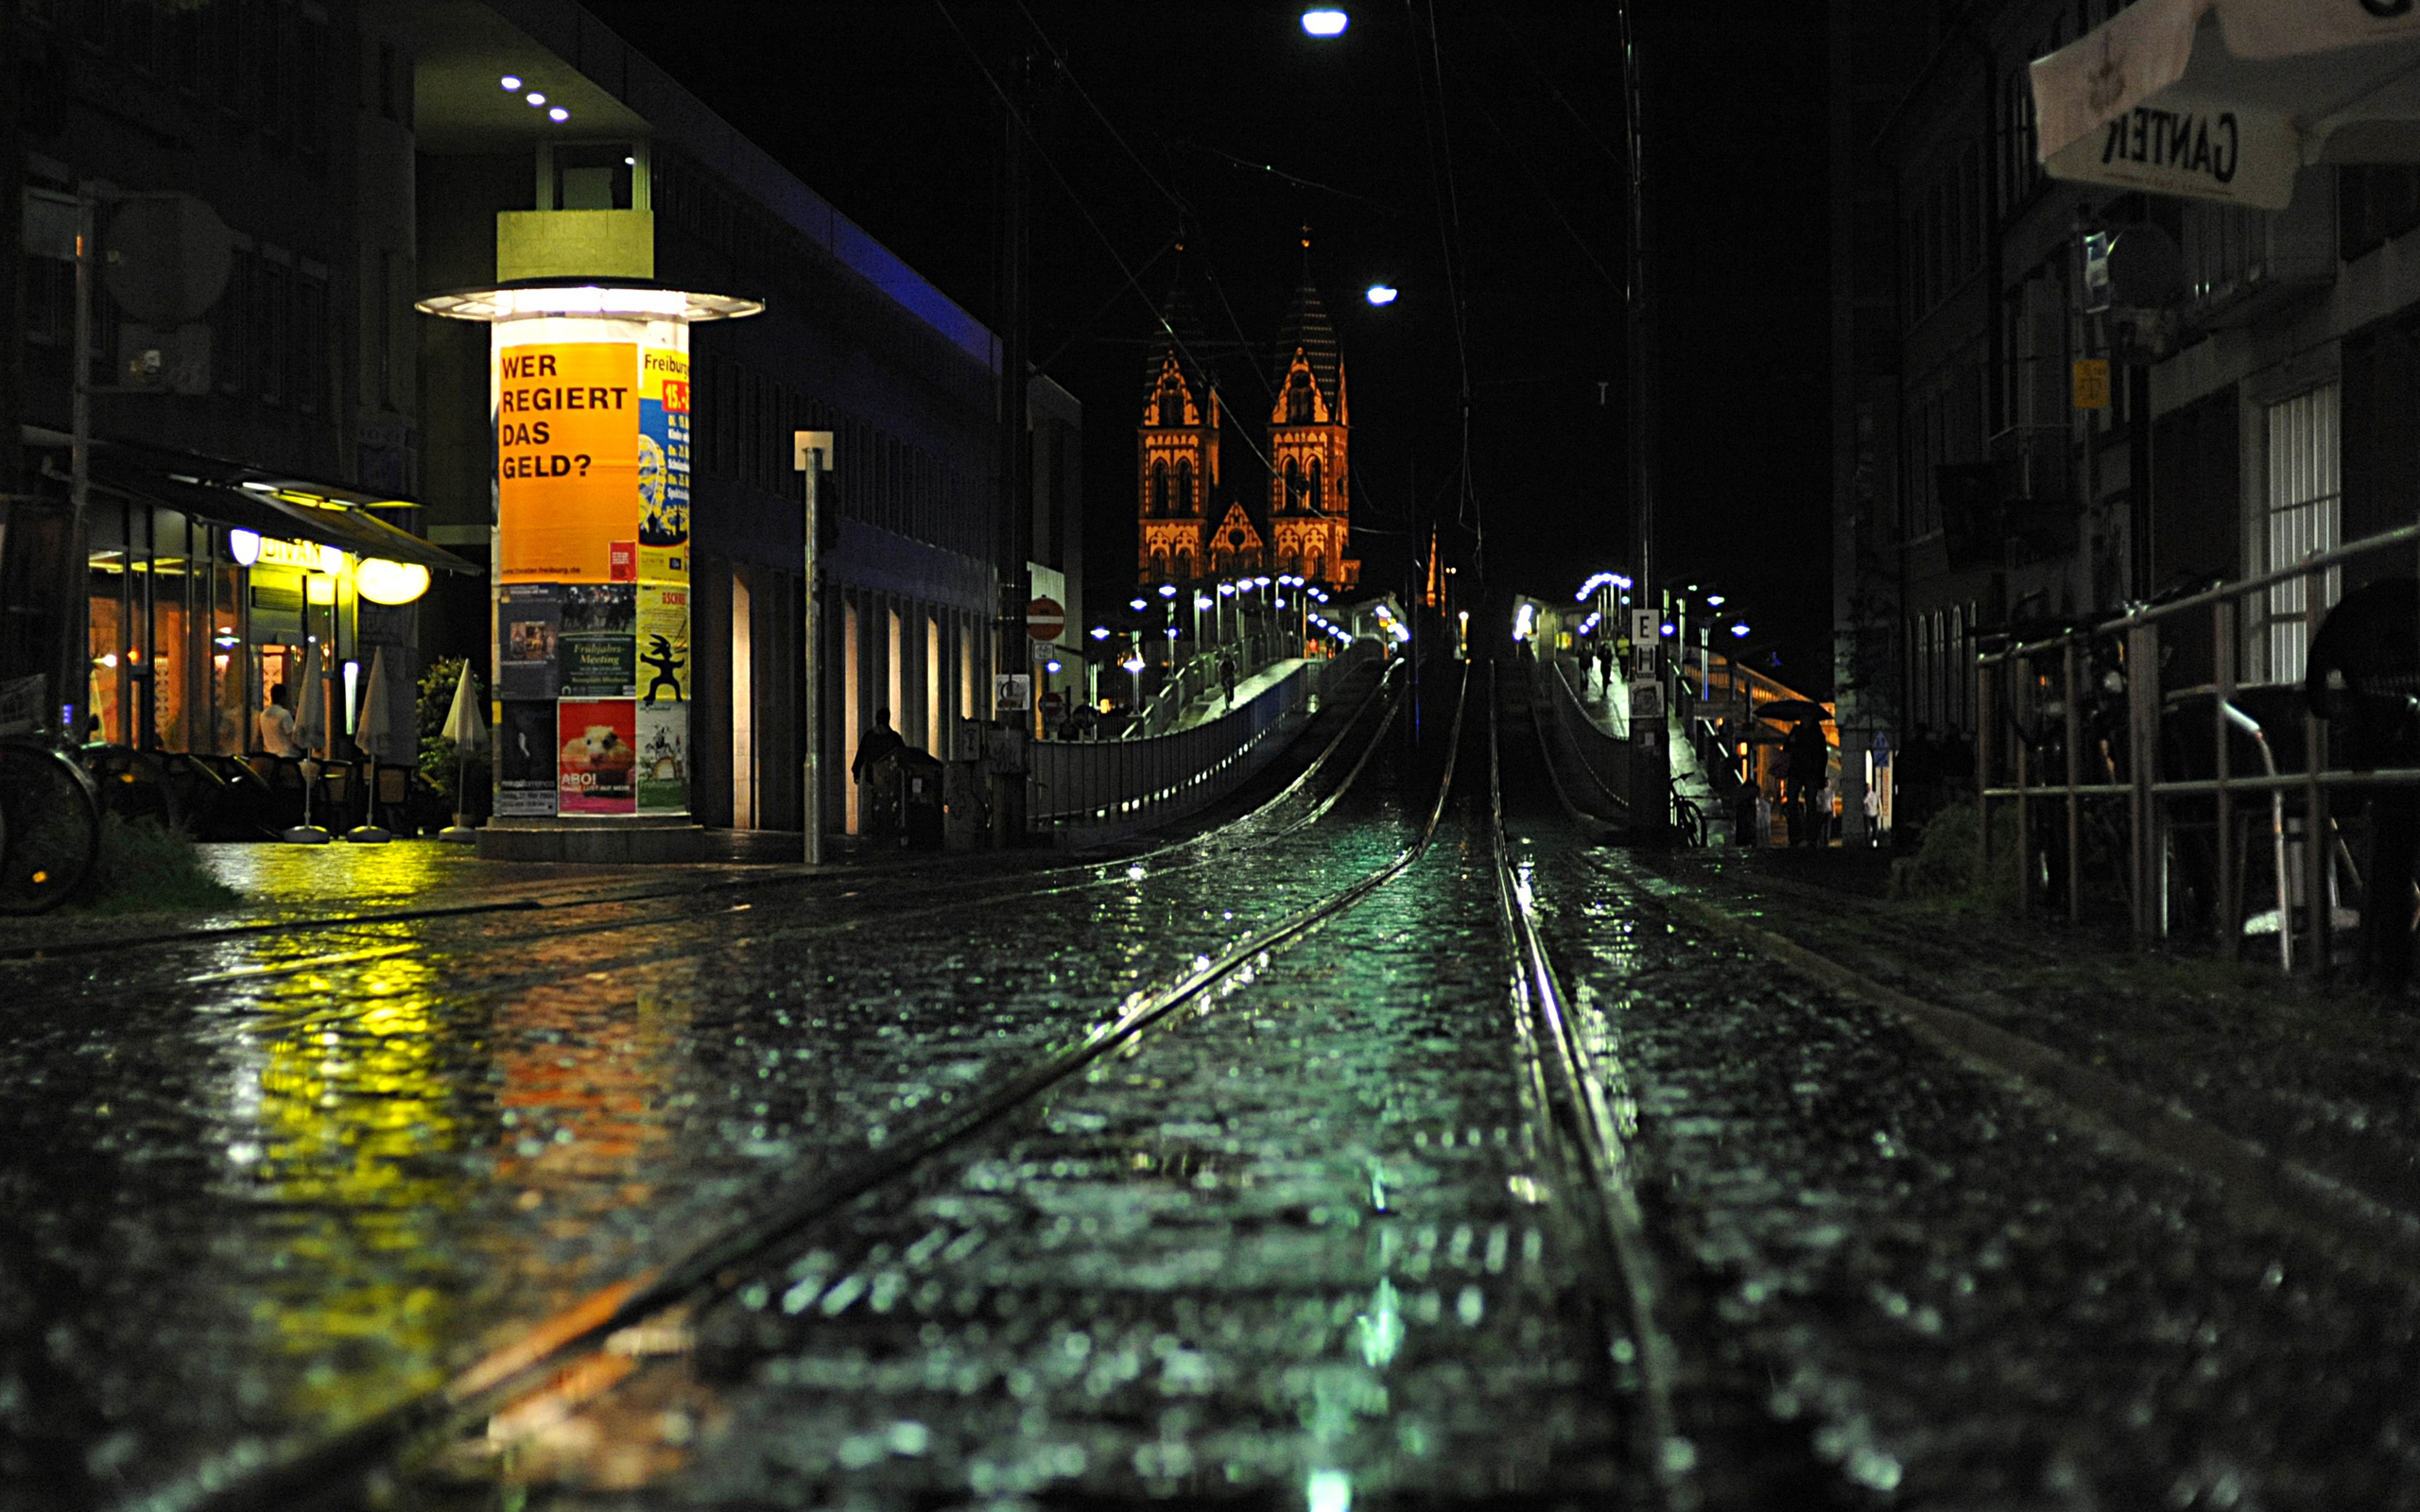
[1831,0,2420,835]
[5,0,1075,845]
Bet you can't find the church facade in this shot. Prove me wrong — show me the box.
[1135,244,1359,590]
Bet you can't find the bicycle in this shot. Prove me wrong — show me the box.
[0,736,105,915]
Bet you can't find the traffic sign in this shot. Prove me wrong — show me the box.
[1027,596,1064,641]
[994,674,1031,712]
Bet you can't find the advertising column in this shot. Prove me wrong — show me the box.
[421,280,754,863]
[491,319,690,825]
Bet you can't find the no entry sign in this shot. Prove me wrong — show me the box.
[1028,596,1064,641]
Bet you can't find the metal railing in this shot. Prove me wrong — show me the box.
[1974,520,2420,972]
[1120,631,1292,738]
[1539,653,1633,814]
[1026,657,1323,841]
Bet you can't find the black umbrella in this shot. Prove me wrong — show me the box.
[1754,698,1831,726]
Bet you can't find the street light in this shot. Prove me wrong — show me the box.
[1365,284,1398,305]
[1300,8,1349,37]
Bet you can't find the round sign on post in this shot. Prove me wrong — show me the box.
[1028,596,1064,641]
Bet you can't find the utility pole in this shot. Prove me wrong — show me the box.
[1617,0,1669,842]
[995,50,1033,723]
[0,0,21,698]
[794,430,832,865]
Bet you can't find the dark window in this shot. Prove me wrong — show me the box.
[297,270,326,415]
[215,249,249,393]
[2341,165,2420,263]
[260,259,288,404]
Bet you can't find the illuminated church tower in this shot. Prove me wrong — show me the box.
[1267,232,1358,589]
[1136,259,1222,584]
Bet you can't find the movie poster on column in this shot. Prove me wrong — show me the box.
[496,341,639,584]
[638,344,691,586]
[559,583,636,698]
[558,699,638,815]
[637,700,689,814]
[636,584,690,705]
[497,584,562,700]
[496,700,560,816]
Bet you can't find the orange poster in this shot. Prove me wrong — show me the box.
[497,342,638,584]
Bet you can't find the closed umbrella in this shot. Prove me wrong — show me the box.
[345,646,396,843]
[283,642,331,844]
[439,662,486,843]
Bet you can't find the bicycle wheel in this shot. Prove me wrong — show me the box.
[0,742,103,915]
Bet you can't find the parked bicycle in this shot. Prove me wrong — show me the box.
[0,736,104,915]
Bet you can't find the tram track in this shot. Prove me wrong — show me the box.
[2,662,1406,1017]
[0,657,1402,971]
[1485,665,1692,1511]
[163,662,1469,1512]
[1510,662,2420,1297]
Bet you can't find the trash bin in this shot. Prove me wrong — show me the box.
[942,760,987,852]
[898,747,944,850]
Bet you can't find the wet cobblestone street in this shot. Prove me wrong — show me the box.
[8,663,2420,1510]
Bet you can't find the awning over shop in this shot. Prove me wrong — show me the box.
[25,428,477,575]
[2031,0,2420,209]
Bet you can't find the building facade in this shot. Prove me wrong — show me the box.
[1831,0,2420,833]
[4,0,1075,842]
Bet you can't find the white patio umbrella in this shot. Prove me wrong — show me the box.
[283,641,331,844]
[345,646,398,844]
[438,662,486,844]
[2032,0,2420,209]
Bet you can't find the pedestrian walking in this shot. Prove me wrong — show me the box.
[1862,780,1883,847]
[851,706,906,838]
[1815,779,1836,846]
[1754,785,1773,849]
[1219,654,1237,708]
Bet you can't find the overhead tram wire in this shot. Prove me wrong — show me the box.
[1012,0,1194,223]
[1454,69,1619,291]
[931,0,1290,488]
[1487,10,1625,169]
[1403,0,1482,566]
[1171,139,1400,215]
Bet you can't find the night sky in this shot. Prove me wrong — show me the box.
[579,2,1831,689]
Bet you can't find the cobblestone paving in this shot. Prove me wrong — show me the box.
[1658,851,2420,1225]
[0,694,1417,1507]
[1526,844,2420,1509]
[447,810,1630,1510]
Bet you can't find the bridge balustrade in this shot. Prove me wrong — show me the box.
[1026,658,1326,844]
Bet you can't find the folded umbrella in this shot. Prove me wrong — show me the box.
[345,647,396,843]
[283,642,331,844]
[439,662,486,843]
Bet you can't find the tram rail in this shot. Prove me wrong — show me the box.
[0,657,1403,966]
[164,662,1467,1512]
[1,663,1407,1016]
[1486,666,1693,1511]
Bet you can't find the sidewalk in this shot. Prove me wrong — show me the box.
[1649,846,2420,1226]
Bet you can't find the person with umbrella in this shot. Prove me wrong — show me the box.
[1759,698,1832,848]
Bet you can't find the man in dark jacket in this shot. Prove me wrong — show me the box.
[852,707,907,837]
